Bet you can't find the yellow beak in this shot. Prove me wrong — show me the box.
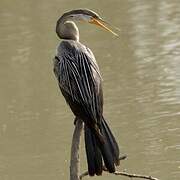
[89,18,118,36]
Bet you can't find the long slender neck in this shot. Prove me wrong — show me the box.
[56,16,79,41]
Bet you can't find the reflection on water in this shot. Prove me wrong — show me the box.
[0,0,180,180]
[126,1,180,179]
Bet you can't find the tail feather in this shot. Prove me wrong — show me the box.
[84,125,103,176]
[84,117,119,176]
[101,118,120,165]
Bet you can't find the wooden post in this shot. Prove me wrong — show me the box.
[70,119,83,180]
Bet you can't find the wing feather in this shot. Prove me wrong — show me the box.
[54,41,103,124]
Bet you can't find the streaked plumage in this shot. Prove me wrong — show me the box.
[53,9,119,176]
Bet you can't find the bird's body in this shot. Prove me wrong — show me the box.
[53,9,119,176]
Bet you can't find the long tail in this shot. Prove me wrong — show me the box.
[84,117,119,176]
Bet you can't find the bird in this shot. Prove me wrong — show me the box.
[53,9,119,176]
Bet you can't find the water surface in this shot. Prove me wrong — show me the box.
[0,0,179,180]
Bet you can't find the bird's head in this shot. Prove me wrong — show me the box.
[59,9,118,37]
